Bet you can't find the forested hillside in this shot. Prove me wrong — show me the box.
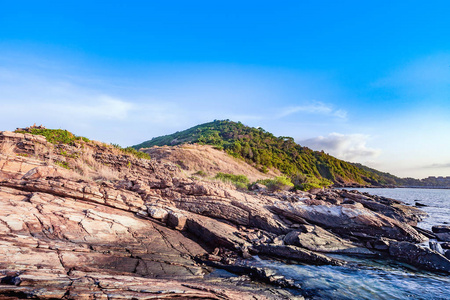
[134,120,402,188]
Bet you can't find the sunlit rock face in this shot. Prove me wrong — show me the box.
[0,129,447,299]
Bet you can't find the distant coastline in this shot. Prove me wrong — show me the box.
[338,185,450,190]
[400,186,450,190]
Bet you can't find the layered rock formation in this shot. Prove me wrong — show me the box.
[0,129,449,299]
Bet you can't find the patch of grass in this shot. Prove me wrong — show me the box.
[256,174,332,192]
[59,149,79,159]
[294,175,333,191]
[15,128,90,145]
[122,146,151,160]
[194,170,208,177]
[111,144,151,160]
[257,176,294,192]
[215,172,250,189]
[78,136,90,143]
[299,182,322,191]
[55,160,70,169]
[16,153,28,157]
[259,165,269,174]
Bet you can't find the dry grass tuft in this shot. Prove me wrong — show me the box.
[146,144,277,182]
[70,146,120,182]
[93,165,120,181]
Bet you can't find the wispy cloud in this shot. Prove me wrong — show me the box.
[0,58,351,147]
[300,133,381,162]
[277,101,347,119]
[0,68,177,144]
[0,69,135,122]
[421,162,450,169]
[51,96,134,120]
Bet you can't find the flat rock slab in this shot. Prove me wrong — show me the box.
[432,226,450,242]
[0,186,207,279]
[273,200,427,243]
[0,270,282,300]
[432,225,450,233]
[253,244,346,266]
[186,213,250,249]
[284,225,374,255]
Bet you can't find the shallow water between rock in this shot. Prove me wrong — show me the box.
[242,188,450,300]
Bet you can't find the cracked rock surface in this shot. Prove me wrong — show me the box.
[1,130,447,299]
[0,182,289,299]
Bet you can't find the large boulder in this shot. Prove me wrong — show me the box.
[273,200,427,243]
[147,205,169,221]
[432,225,450,242]
[283,225,374,255]
[337,190,427,225]
[172,183,290,235]
[389,241,450,273]
[172,196,250,225]
[185,213,250,250]
[167,210,187,230]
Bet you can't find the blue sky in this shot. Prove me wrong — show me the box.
[1,1,449,178]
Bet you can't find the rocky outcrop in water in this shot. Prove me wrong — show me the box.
[0,129,449,298]
[389,241,450,273]
[432,225,450,242]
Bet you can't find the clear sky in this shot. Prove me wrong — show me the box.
[1,1,449,179]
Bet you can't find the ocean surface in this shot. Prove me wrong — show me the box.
[256,188,450,300]
[351,187,450,231]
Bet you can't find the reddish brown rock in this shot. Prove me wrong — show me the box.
[273,200,426,243]
[389,241,450,273]
[253,244,345,266]
[0,129,437,298]
[283,225,374,255]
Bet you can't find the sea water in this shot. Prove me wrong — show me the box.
[256,188,450,299]
[351,188,450,231]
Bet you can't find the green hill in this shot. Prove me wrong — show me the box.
[134,120,403,188]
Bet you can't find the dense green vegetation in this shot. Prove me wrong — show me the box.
[134,120,404,188]
[214,172,250,189]
[256,176,295,191]
[399,176,450,188]
[15,128,90,145]
[17,128,150,160]
[111,144,151,160]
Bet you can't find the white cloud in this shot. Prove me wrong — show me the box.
[333,109,347,119]
[277,101,347,119]
[50,96,134,120]
[300,133,381,162]
[0,73,135,122]
[0,68,160,144]
[0,58,351,147]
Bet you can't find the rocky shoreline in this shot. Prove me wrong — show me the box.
[1,130,449,299]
